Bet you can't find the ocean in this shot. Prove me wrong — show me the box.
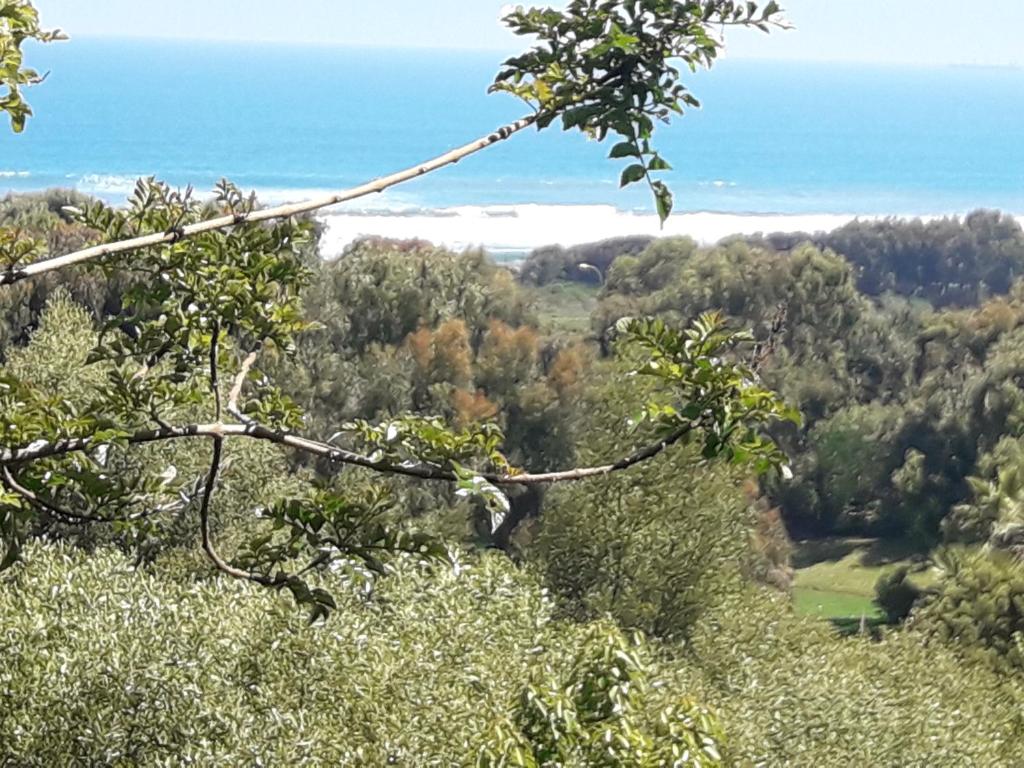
[3,38,1024,254]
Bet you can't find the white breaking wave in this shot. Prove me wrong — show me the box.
[0,170,30,178]
[317,203,877,258]
[75,174,140,195]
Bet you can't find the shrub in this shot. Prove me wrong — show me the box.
[912,548,1024,671]
[874,565,922,624]
[0,544,719,765]
[677,587,1024,766]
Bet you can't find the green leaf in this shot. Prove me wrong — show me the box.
[609,142,639,159]
[648,156,672,171]
[620,164,646,187]
[653,183,674,223]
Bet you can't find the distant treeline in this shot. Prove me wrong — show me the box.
[562,211,1024,553]
[525,209,1024,308]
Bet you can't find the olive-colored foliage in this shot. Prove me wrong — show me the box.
[0,543,714,766]
[0,190,120,356]
[535,449,753,640]
[479,624,724,767]
[677,587,1024,766]
[4,289,107,399]
[0,0,62,132]
[531,364,761,639]
[946,436,1024,548]
[912,547,1024,672]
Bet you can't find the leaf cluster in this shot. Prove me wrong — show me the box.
[617,311,799,473]
[495,0,785,220]
[0,0,63,132]
[479,624,724,767]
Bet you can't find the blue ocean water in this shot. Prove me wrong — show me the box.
[2,37,1024,215]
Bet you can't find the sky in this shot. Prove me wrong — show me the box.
[30,1,1024,67]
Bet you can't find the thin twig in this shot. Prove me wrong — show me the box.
[1,420,690,486]
[1,466,105,524]
[0,114,539,286]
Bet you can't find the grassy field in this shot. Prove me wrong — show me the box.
[527,282,599,336]
[794,586,883,621]
[792,537,936,624]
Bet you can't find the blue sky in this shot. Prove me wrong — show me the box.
[32,1,1024,66]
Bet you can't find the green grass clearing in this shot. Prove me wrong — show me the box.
[793,587,882,621]
[528,281,599,336]
[792,537,937,622]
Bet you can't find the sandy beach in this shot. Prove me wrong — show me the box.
[315,203,911,259]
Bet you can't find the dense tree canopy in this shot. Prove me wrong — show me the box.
[0,2,794,617]
[9,2,1024,765]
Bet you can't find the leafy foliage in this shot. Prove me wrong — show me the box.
[0,0,62,132]
[913,547,1024,672]
[811,211,1024,307]
[679,587,1024,765]
[0,545,554,763]
[616,312,799,473]
[479,624,724,767]
[587,230,1024,546]
[534,444,755,639]
[495,0,786,220]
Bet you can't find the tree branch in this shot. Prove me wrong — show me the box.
[1,420,690,486]
[227,349,258,424]
[1,466,106,525]
[209,320,221,421]
[196,324,279,583]
[197,435,275,585]
[0,114,539,286]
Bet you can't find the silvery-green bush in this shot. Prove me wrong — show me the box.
[1,545,545,764]
[0,544,721,766]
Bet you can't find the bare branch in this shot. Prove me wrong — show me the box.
[0,114,539,286]
[227,349,259,424]
[1,420,690,487]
